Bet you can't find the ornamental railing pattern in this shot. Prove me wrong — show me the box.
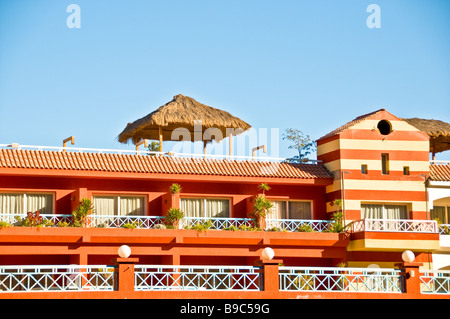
[279,267,403,293]
[420,270,450,294]
[349,219,438,233]
[1,264,450,296]
[265,219,333,232]
[0,213,442,234]
[134,265,261,291]
[0,265,114,292]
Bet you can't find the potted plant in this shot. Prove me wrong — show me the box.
[252,194,272,229]
[165,208,184,229]
[169,183,182,195]
[257,183,271,196]
[72,198,94,227]
[251,183,273,229]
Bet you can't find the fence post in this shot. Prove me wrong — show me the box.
[113,257,139,293]
[256,259,283,292]
[395,262,423,297]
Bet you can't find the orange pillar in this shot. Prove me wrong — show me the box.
[257,259,283,292]
[395,262,423,297]
[113,257,139,292]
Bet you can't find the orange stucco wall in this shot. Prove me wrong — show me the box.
[0,174,328,219]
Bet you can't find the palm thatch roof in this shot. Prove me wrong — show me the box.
[402,117,450,155]
[118,94,251,146]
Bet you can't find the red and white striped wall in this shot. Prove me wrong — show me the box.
[317,109,430,222]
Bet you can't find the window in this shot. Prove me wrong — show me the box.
[361,164,368,174]
[377,120,392,135]
[431,206,450,224]
[268,200,312,220]
[0,193,53,214]
[92,195,145,216]
[361,203,408,219]
[403,166,410,175]
[180,198,230,218]
[381,153,389,175]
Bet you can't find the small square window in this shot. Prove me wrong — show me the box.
[403,166,410,175]
[361,164,368,174]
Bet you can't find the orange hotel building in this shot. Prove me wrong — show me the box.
[1,108,450,298]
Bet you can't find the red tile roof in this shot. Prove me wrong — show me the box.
[318,109,386,141]
[430,163,450,182]
[0,149,333,179]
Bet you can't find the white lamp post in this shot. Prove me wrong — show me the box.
[118,245,131,258]
[402,250,415,263]
[261,247,275,260]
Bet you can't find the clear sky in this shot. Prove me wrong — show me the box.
[0,0,449,160]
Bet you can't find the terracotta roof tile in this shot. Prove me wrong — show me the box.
[318,109,386,141]
[430,163,450,182]
[0,149,333,180]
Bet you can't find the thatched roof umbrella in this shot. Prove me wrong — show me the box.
[402,117,450,159]
[117,94,251,154]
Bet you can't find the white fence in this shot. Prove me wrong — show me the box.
[1,213,443,234]
[0,213,332,232]
[0,265,114,292]
[420,270,450,294]
[279,267,403,293]
[134,265,261,291]
[349,219,438,233]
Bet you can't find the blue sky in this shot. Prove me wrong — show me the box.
[0,0,449,160]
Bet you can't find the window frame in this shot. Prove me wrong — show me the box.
[179,197,231,218]
[91,194,147,216]
[430,205,450,224]
[360,202,410,220]
[381,153,389,175]
[268,199,313,220]
[0,192,55,214]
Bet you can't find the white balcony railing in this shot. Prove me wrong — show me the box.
[0,265,114,293]
[180,216,254,230]
[420,270,450,294]
[0,213,332,232]
[134,265,261,291]
[1,214,443,234]
[279,266,403,293]
[266,219,333,232]
[349,219,438,233]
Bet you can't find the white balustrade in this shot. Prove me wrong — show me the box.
[420,270,450,294]
[279,266,403,293]
[134,265,261,291]
[0,265,114,292]
[349,219,438,233]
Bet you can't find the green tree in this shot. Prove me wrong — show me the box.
[282,128,316,163]
[147,141,161,155]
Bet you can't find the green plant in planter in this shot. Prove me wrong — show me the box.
[252,194,273,227]
[224,225,239,231]
[257,183,271,195]
[165,208,184,229]
[72,198,94,227]
[188,219,213,232]
[17,211,52,227]
[325,211,344,233]
[169,183,182,194]
[0,221,12,228]
[122,222,137,229]
[297,223,314,232]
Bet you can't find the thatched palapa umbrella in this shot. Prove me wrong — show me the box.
[117,94,251,154]
[402,117,450,159]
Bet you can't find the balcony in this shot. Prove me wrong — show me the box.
[348,219,440,252]
[0,261,449,299]
[0,213,440,234]
[0,213,334,232]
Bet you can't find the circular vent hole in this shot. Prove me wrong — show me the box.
[377,120,392,135]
